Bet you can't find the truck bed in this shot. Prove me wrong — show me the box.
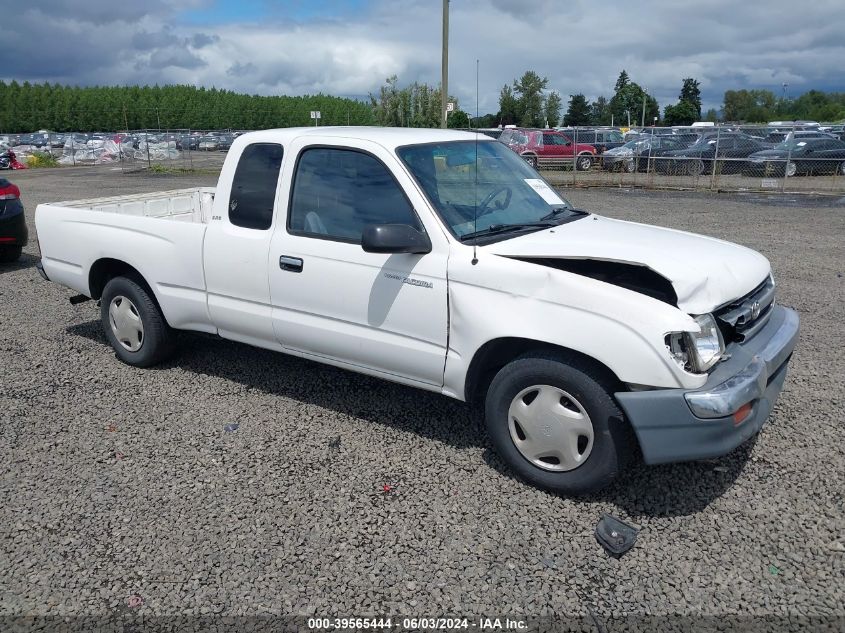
[51,187,215,224]
[35,187,216,333]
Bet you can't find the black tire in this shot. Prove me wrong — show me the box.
[100,275,175,367]
[522,154,538,169]
[0,246,22,263]
[484,352,632,495]
[575,153,593,171]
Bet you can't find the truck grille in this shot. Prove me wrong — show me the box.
[715,276,775,342]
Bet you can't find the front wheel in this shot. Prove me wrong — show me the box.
[484,353,632,495]
[840,161,845,176]
[101,275,175,367]
[786,161,797,177]
[521,154,538,169]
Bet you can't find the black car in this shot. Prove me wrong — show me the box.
[603,135,695,172]
[745,138,845,176]
[0,178,27,262]
[760,130,836,148]
[216,133,236,151]
[176,135,200,151]
[656,133,766,175]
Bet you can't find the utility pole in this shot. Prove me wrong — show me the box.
[641,92,646,128]
[441,0,449,129]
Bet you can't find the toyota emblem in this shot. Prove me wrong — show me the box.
[750,300,761,320]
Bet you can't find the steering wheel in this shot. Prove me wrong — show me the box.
[477,185,512,217]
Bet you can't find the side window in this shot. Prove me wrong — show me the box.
[228,143,284,230]
[289,147,422,242]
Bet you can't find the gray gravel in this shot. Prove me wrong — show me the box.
[1,167,844,629]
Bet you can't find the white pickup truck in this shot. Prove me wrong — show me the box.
[35,127,799,494]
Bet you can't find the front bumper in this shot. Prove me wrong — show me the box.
[0,199,28,247]
[615,305,799,465]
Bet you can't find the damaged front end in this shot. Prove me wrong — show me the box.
[509,257,678,306]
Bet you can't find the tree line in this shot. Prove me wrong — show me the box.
[2,76,844,134]
[0,81,375,133]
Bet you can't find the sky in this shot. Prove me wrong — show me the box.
[4,0,845,117]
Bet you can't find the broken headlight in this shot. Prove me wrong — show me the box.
[666,314,725,373]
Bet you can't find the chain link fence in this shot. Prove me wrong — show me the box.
[3,122,845,194]
[498,124,845,194]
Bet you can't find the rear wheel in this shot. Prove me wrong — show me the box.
[101,275,175,367]
[839,161,845,175]
[786,161,797,177]
[623,158,636,173]
[484,352,632,495]
[0,246,22,263]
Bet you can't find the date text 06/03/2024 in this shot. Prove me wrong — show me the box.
[306,617,529,630]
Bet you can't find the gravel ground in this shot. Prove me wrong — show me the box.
[1,167,844,631]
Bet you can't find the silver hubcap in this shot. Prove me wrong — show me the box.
[507,385,595,472]
[109,295,144,352]
[578,157,591,170]
[786,162,796,177]
[840,161,845,175]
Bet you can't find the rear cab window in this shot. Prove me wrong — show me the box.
[228,143,284,230]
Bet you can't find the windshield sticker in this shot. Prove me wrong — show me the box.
[524,179,565,205]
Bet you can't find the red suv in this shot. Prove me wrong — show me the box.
[498,128,597,170]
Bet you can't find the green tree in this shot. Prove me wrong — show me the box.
[562,94,592,126]
[544,91,562,127]
[614,70,630,92]
[722,89,777,122]
[589,96,611,126]
[610,80,659,127]
[497,84,519,126]
[513,70,549,127]
[663,100,698,126]
[447,110,470,129]
[680,78,702,119]
[703,108,720,122]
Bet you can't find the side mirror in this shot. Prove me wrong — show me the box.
[565,140,572,146]
[362,224,432,255]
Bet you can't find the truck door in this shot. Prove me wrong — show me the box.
[203,142,285,350]
[267,139,449,387]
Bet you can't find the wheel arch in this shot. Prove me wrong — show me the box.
[88,258,170,325]
[463,337,623,406]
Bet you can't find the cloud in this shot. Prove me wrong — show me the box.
[2,0,844,115]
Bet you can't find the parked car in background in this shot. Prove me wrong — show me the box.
[499,128,597,170]
[556,128,625,154]
[603,135,695,172]
[0,178,27,262]
[745,138,845,176]
[655,133,766,175]
[216,133,236,151]
[198,135,219,151]
[177,135,199,151]
[761,130,837,147]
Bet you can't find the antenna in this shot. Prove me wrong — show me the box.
[472,58,479,265]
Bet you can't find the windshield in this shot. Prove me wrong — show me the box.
[398,140,581,240]
[774,139,807,151]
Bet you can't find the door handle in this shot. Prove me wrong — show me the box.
[279,255,304,273]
